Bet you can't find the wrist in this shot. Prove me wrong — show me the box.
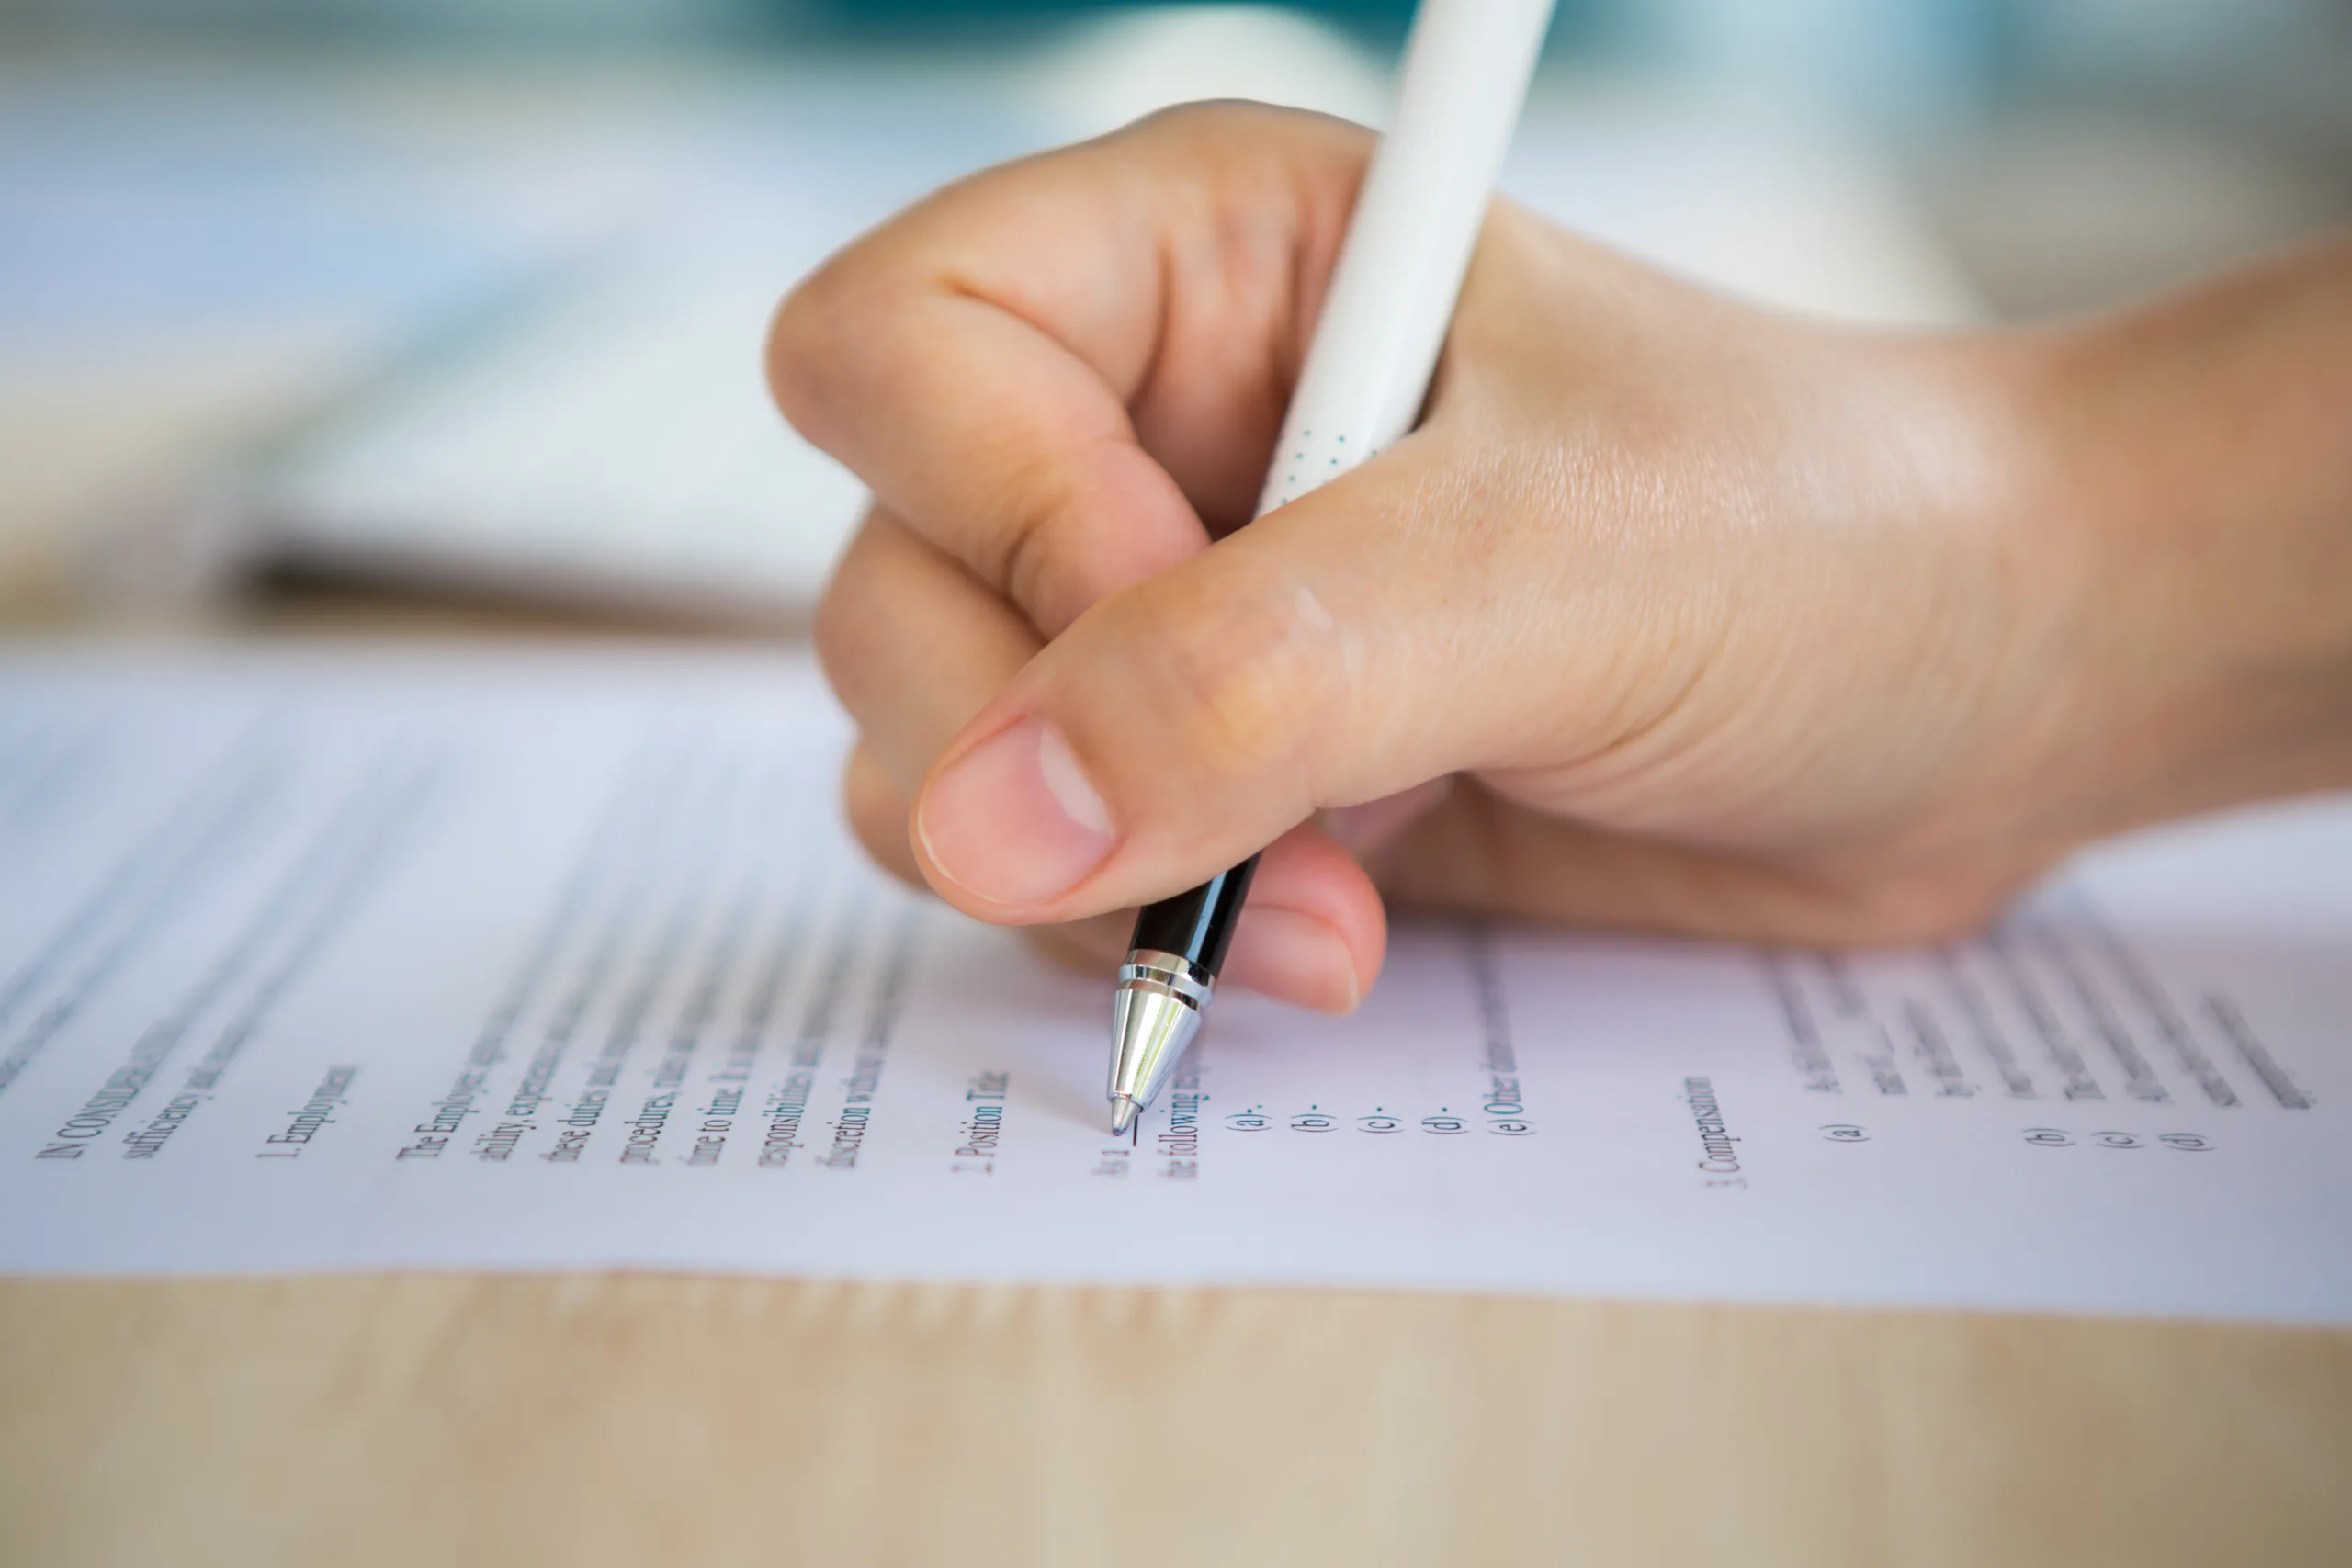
[2017,243,2352,830]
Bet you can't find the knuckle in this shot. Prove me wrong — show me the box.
[1127,97,1357,152]
[1128,98,1260,138]
[842,751,922,886]
[1148,570,1346,787]
[810,526,889,706]
[808,584,861,702]
[764,259,866,443]
[972,454,1063,597]
[967,446,1093,626]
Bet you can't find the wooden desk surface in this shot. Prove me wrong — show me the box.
[4,1276,2348,1566]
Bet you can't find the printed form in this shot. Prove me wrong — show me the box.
[1,648,2345,1324]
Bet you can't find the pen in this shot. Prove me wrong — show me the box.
[1107,0,1556,1134]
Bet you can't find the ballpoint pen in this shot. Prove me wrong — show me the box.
[1106,0,1557,1134]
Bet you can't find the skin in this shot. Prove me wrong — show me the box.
[767,102,2352,1016]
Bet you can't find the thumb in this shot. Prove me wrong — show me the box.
[904,436,1652,924]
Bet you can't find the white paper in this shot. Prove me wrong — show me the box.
[1,647,2346,1325]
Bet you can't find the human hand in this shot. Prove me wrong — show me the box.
[769,103,2352,1012]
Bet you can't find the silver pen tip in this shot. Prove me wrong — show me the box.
[1107,951,1211,1137]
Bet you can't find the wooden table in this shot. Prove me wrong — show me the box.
[4,1276,2347,1564]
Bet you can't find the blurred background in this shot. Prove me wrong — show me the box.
[3,0,2347,628]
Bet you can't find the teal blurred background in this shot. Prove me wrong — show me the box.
[6,0,2346,319]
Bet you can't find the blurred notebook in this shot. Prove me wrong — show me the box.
[229,243,865,627]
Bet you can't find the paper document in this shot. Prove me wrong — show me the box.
[1,649,2345,1325]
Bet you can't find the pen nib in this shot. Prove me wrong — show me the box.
[1107,957,1209,1138]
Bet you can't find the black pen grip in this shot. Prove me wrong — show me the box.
[1127,855,1260,980]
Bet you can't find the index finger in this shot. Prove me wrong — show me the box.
[766,103,1372,637]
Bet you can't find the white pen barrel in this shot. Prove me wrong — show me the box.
[1256,0,1555,516]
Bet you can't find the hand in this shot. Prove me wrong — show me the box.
[769,103,2352,1012]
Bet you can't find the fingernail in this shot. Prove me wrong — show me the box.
[916,717,1117,908]
[1224,906,1362,1015]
